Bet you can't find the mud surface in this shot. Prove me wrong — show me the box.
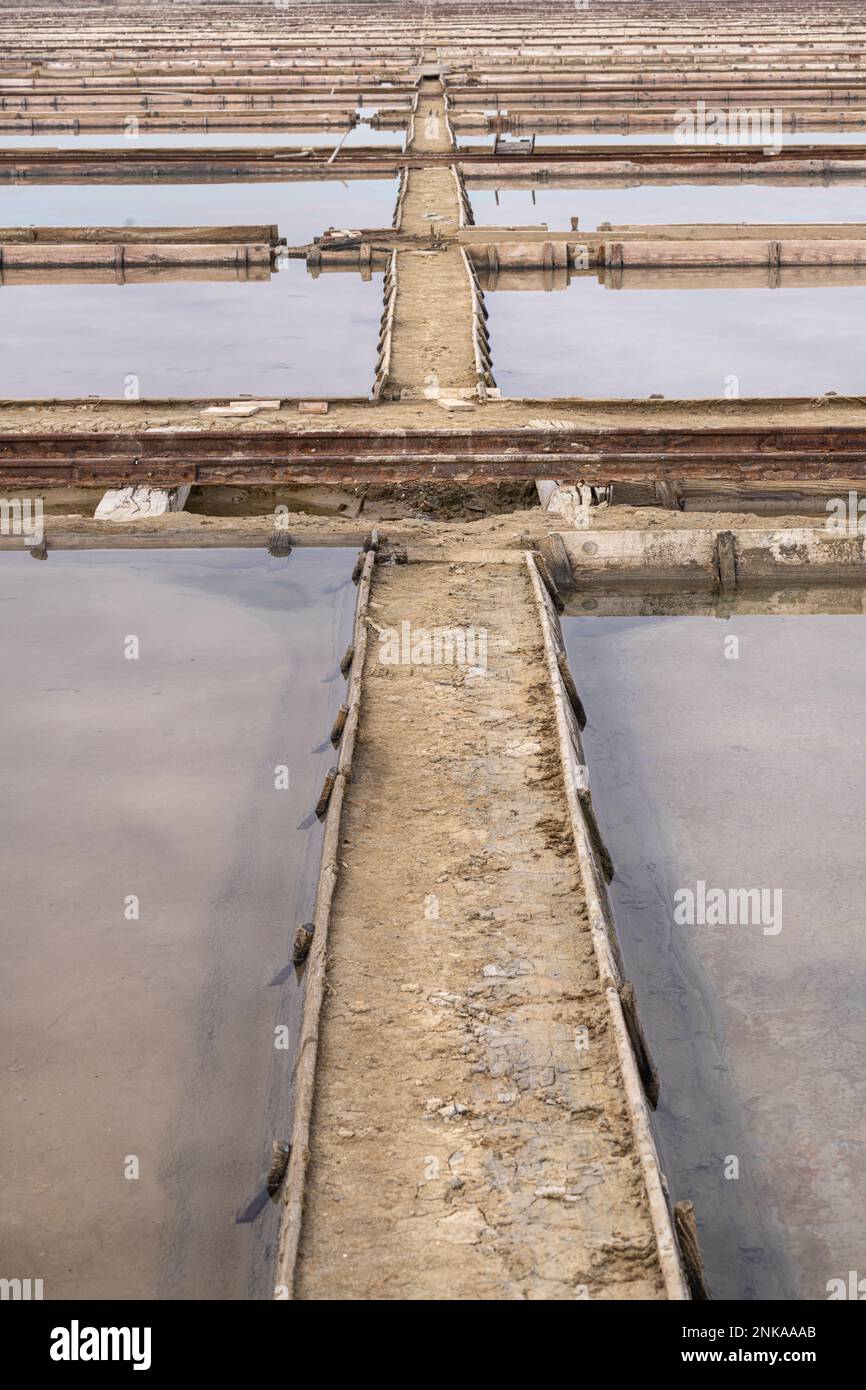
[295,560,665,1300]
[4,393,865,437]
[0,547,354,1299]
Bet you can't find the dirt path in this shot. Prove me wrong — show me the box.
[410,81,457,158]
[7,499,848,552]
[5,393,864,439]
[293,559,666,1300]
[388,86,479,397]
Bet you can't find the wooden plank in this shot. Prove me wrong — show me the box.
[614,238,866,267]
[0,242,273,270]
[0,224,280,245]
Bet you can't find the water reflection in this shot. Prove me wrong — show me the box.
[0,124,403,149]
[0,261,383,397]
[1,179,398,250]
[0,547,355,1298]
[562,609,866,1298]
[469,182,866,230]
[487,279,866,398]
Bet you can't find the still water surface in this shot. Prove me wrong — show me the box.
[0,260,383,397]
[459,130,866,147]
[0,125,402,149]
[2,178,398,248]
[562,610,866,1298]
[0,546,355,1298]
[487,280,866,397]
[468,182,866,230]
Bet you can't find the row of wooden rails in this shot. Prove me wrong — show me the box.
[4,2,866,136]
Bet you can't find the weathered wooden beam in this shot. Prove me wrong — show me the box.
[0,224,281,246]
[0,242,273,274]
[558,525,866,589]
[2,141,866,187]
[4,423,866,485]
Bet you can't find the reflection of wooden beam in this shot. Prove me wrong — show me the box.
[0,242,273,282]
[600,265,866,290]
[0,266,273,285]
[479,266,866,289]
[566,589,866,617]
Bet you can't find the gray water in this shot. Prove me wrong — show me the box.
[459,131,866,147]
[469,183,866,230]
[0,546,355,1299]
[0,125,403,149]
[1,179,398,247]
[0,260,383,398]
[487,281,866,398]
[561,611,866,1299]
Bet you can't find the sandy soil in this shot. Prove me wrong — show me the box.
[294,559,666,1300]
[387,91,479,397]
[23,496,848,552]
[388,238,479,397]
[3,392,865,436]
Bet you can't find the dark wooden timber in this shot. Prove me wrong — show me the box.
[3,425,866,485]
[0,224,281,245]
[3,142,866,184]
[3,143,866,165]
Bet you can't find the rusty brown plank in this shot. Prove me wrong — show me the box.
[3,426,866,457]
[2,143,866,186]
[2,143,866,165]
[2,427,866,484]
